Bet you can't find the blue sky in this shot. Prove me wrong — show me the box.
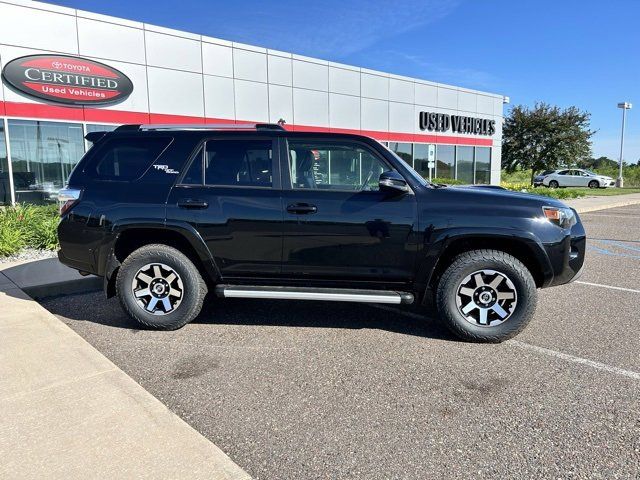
[52,0,640,162]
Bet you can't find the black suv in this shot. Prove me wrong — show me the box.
[58,123,585,342]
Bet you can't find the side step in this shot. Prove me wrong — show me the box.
[215,285,414,305]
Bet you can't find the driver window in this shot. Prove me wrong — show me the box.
[288,141,391,191]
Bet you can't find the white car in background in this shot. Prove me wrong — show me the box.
[543,169,615,188]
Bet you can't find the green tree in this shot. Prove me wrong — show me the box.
[501,102,594,184]
[577,156,618,169]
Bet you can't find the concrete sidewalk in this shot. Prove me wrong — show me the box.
[0,263,251,480]
[564,192,640,213]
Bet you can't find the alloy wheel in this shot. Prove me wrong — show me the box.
[455,269,518,327]
[131,263,184,315]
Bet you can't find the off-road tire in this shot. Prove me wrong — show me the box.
[436,249,537,343]
[116,244,207,330]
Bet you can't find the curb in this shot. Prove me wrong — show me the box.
[23,276,102,300]
[573,197,640,214]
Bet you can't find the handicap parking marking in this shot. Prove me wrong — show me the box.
[574,280,640,294]
[508,340,640,381]
[596,239,640,253]
[587,239,640,259]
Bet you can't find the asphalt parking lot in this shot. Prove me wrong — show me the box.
[41,204,640,480]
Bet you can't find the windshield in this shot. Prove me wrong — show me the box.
[584,170,597,176]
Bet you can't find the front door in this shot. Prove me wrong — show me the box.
[280,138,417,284]
[167,135,283,278]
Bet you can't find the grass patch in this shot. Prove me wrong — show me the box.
[568,187,640,196]
[0,204,59,257]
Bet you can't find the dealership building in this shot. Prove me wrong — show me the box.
[0,0,506,205]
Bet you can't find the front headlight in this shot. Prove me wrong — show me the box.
[542,206,576,228]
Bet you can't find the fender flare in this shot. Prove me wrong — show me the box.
[102,220,221,297]
[416,227,554,296]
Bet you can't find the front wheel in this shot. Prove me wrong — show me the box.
[548,180,559,188]
[436,249,537,342]
[588,180,599,189]
[116,244,207,330]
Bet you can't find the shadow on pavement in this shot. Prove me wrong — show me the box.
[40,291,456,342]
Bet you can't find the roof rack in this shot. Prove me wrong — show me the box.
[114,123,285,132]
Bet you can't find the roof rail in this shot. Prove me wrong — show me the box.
[114,123,285,132]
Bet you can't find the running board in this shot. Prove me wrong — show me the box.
[215,285,414,304]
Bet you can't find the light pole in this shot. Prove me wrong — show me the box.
[616,102,632,188]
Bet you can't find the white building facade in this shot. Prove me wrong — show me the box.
[0,0,505,205]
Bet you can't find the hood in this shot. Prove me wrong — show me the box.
[445,184,567,208]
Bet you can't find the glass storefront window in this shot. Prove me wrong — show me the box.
[85,124,119,148]
[8,120,85,204]
[435,145,455,180]
[456,146,474,183]
[86,124,118,133]
[388,142,412,167]
[413,143,434,179]
[474,147,491,184]
[0,124,10,205]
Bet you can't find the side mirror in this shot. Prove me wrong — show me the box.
[379,171,409,194]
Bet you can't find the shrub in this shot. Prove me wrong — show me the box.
[500,182,586,200]
[432,177,465,185]
[0,204,60,257]
[0,222,24,256]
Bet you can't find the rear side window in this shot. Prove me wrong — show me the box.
[91,137,171,181]
[203,140,273,187]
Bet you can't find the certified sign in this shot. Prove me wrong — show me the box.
[1,54,133,106]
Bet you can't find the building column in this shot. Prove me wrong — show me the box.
[3,118,16,205]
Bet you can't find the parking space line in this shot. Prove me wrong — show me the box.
[575,281,640,294]
[508,340,640,381]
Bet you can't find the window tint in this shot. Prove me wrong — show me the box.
[204,140,272,187]
[93,137,170,180]
[288,141,391,191]
[182,146,203,185]
[557,170,569,175]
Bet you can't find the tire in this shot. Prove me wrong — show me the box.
[116,244,207,330]
[548,180,559,188]
[436,249,537,343]
[588,180,599,189]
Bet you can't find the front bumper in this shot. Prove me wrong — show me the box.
[541,219,586,287]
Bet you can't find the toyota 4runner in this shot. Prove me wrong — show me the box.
[58,123,586,342]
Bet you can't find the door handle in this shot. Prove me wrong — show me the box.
[286,203,317,214]
[178,199,209,209]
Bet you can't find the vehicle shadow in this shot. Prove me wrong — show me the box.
[197,297,456,340]
[40,291,457,342]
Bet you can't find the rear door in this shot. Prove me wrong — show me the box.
[554,170,570,186]
[166,135,283,278]
[280,137,417,285]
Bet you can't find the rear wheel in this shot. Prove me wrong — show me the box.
[116,244,207,330]
[548,180,559,188]
[436,249,537,342]
[588,180,599,189]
